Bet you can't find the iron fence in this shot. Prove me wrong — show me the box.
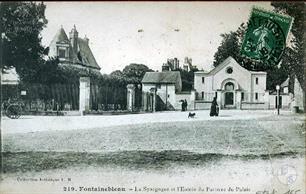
[90,84,127,111]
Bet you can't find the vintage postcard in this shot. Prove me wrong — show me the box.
[0,1,305,194]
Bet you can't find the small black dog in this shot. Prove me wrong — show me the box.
[188,112,196,118]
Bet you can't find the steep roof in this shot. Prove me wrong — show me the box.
[142,71,182,92]
[49,26,101,70]
[52,27,69,43]
[281,78,289,87]
[198,56,266,75]
[142,71,181,83]
[77,38,100,69]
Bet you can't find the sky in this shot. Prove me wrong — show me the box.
[41,2,273,74]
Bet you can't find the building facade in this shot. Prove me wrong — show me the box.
[194,57,269,109]
[142,71,182,111]
[49,25,101,75]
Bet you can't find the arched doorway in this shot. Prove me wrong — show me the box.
[224,82,234,108]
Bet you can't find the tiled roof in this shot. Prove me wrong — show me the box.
[281,78,289,87]
[142,71,181,83]
[49,27,100,70]
[77,38,100,69]
[53,27,69,43]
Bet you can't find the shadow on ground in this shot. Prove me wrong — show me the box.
[2,150,302,173]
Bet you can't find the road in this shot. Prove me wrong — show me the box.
[1,109,293,134]
[1,110,305,194]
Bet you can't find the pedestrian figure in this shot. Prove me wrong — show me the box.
[180,100,184,111]
[184,99,188,111]
[210,97,219,116]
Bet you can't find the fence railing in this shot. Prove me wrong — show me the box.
[241,92,266,103]
[2,83,80,111]
[196,92,215,101]
[90,84,127,111]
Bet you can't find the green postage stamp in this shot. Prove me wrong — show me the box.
[241,7,293,66]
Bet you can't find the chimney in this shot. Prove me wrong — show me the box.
[84,35,89,44]
[69,25,78,53]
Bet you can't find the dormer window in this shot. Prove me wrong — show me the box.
[58,48,66,58]
[57,46,69,59]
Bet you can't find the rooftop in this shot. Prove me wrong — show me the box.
[142,71,181,84]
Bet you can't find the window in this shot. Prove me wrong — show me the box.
[241,92,244,101]
[201,92,204,99]
[58,48,66,58]
[225,82,234,91]
[226,67,233,74]
[255,93,258,100]
[255,77,259,85]
[202,77,205,84]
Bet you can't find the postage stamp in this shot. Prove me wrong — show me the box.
[241,7,293,67]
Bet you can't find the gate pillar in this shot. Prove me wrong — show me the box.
[127,84,135,112]
[216,89,222,109]
[236,90,241,109]
[150,87,157,112]
[79,77,90,115]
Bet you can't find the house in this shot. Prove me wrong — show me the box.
[293,77,305,112]
[1,68,19,85]
[194,56,269,110]
[141,71,196,111]
[1,68,20,100]
[142,71,183,111]
[49,25,101,75]
[269,78,293,109]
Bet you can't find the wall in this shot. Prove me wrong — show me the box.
[194,72,206,94]
[213,62,251,92]
[174,92,194,110]
[142,83,176,109]
[269,94,292,109]
[294,78,305,112]
[241,102,269,110]
[194,101,211,110]
[251,73,267,102]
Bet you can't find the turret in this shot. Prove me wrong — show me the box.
[84,35,89,45]
[69,25,78,53]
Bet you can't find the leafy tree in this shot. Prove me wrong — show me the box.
[108,70,127,86]
[213,21,292,91]
[122,63,153,84]
[179,69,196,91]
[0,2,48,82]
[213,31,240,67]
[271,2,305,91]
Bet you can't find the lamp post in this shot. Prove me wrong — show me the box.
[276,85,280,115]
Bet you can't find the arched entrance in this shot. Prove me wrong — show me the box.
[224,82,235,108]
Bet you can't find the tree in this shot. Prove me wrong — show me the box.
[179,69,195,91]
[108,70,127,86]
[0,2,48,82]
[122,63,153,84]
[213,31,240,67]
[213,22,290,91]
[271,2,305,91]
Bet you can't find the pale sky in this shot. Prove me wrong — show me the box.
[41,2,273,74]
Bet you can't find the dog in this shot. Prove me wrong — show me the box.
[188,112,196,118]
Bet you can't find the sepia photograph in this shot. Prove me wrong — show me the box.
[0,1,305,194]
